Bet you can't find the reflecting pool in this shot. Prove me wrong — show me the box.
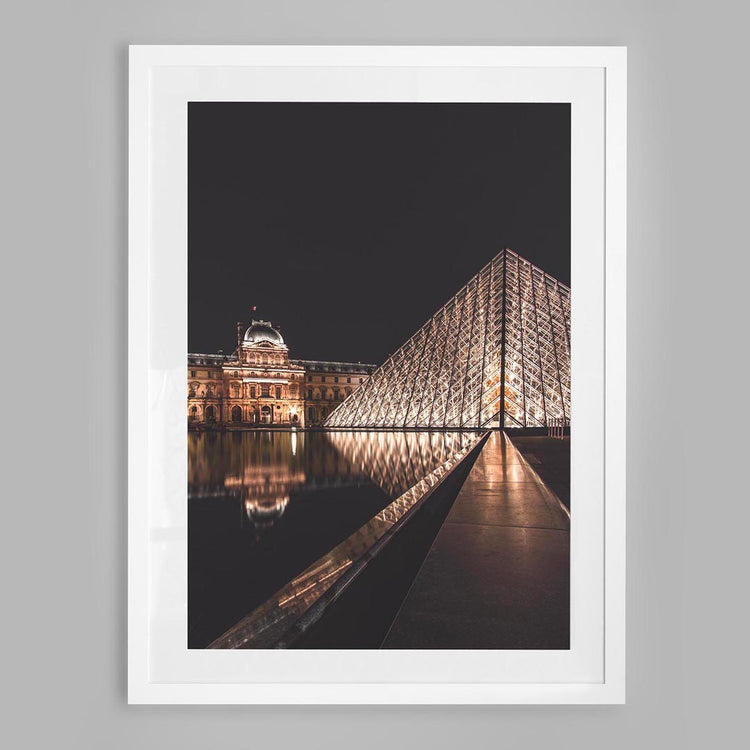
[188,429,478,648]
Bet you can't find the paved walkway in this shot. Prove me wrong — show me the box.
[382,431,570,649]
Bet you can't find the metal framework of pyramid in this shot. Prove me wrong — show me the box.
[325,248,570,429]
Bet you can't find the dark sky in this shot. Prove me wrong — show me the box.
[189,102,570,364]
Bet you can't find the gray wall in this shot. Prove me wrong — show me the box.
[3,1,747,747]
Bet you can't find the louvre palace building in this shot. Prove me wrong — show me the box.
[188,319,375,428]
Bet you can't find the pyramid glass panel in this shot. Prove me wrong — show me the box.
[325,249,571,429]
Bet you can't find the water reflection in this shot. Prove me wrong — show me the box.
[326,430,479,499]
[189,430,364,534]
[188,430,483,648]
[189,430,478,530]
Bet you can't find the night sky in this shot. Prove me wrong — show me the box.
[189,103,570,364]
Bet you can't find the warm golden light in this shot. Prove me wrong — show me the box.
[325,249,570,429]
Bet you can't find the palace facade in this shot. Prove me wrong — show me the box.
[188,320,375,428]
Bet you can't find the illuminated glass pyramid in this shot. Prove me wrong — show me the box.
[325,249,570,429]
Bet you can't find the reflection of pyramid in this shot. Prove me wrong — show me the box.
[325,431,477,499]
[326,249,570,429]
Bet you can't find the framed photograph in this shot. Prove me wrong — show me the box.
[129,45,626,703]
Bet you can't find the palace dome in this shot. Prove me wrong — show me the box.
[244,320,284,345]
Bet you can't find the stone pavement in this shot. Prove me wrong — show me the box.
[383,431,570,649]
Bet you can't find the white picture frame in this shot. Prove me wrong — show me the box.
[129,45,626,704]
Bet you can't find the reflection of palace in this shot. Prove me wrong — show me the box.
[188,431,377,532]
[225,460,305,530]
[188,319,375,428]
[189,432,306,532]
[187,431,373,497]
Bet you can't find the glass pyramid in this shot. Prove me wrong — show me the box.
[325,249,570,429]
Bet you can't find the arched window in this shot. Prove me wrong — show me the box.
[231,405,242,422]
[189,406,198,421]
[205,406,216,422]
